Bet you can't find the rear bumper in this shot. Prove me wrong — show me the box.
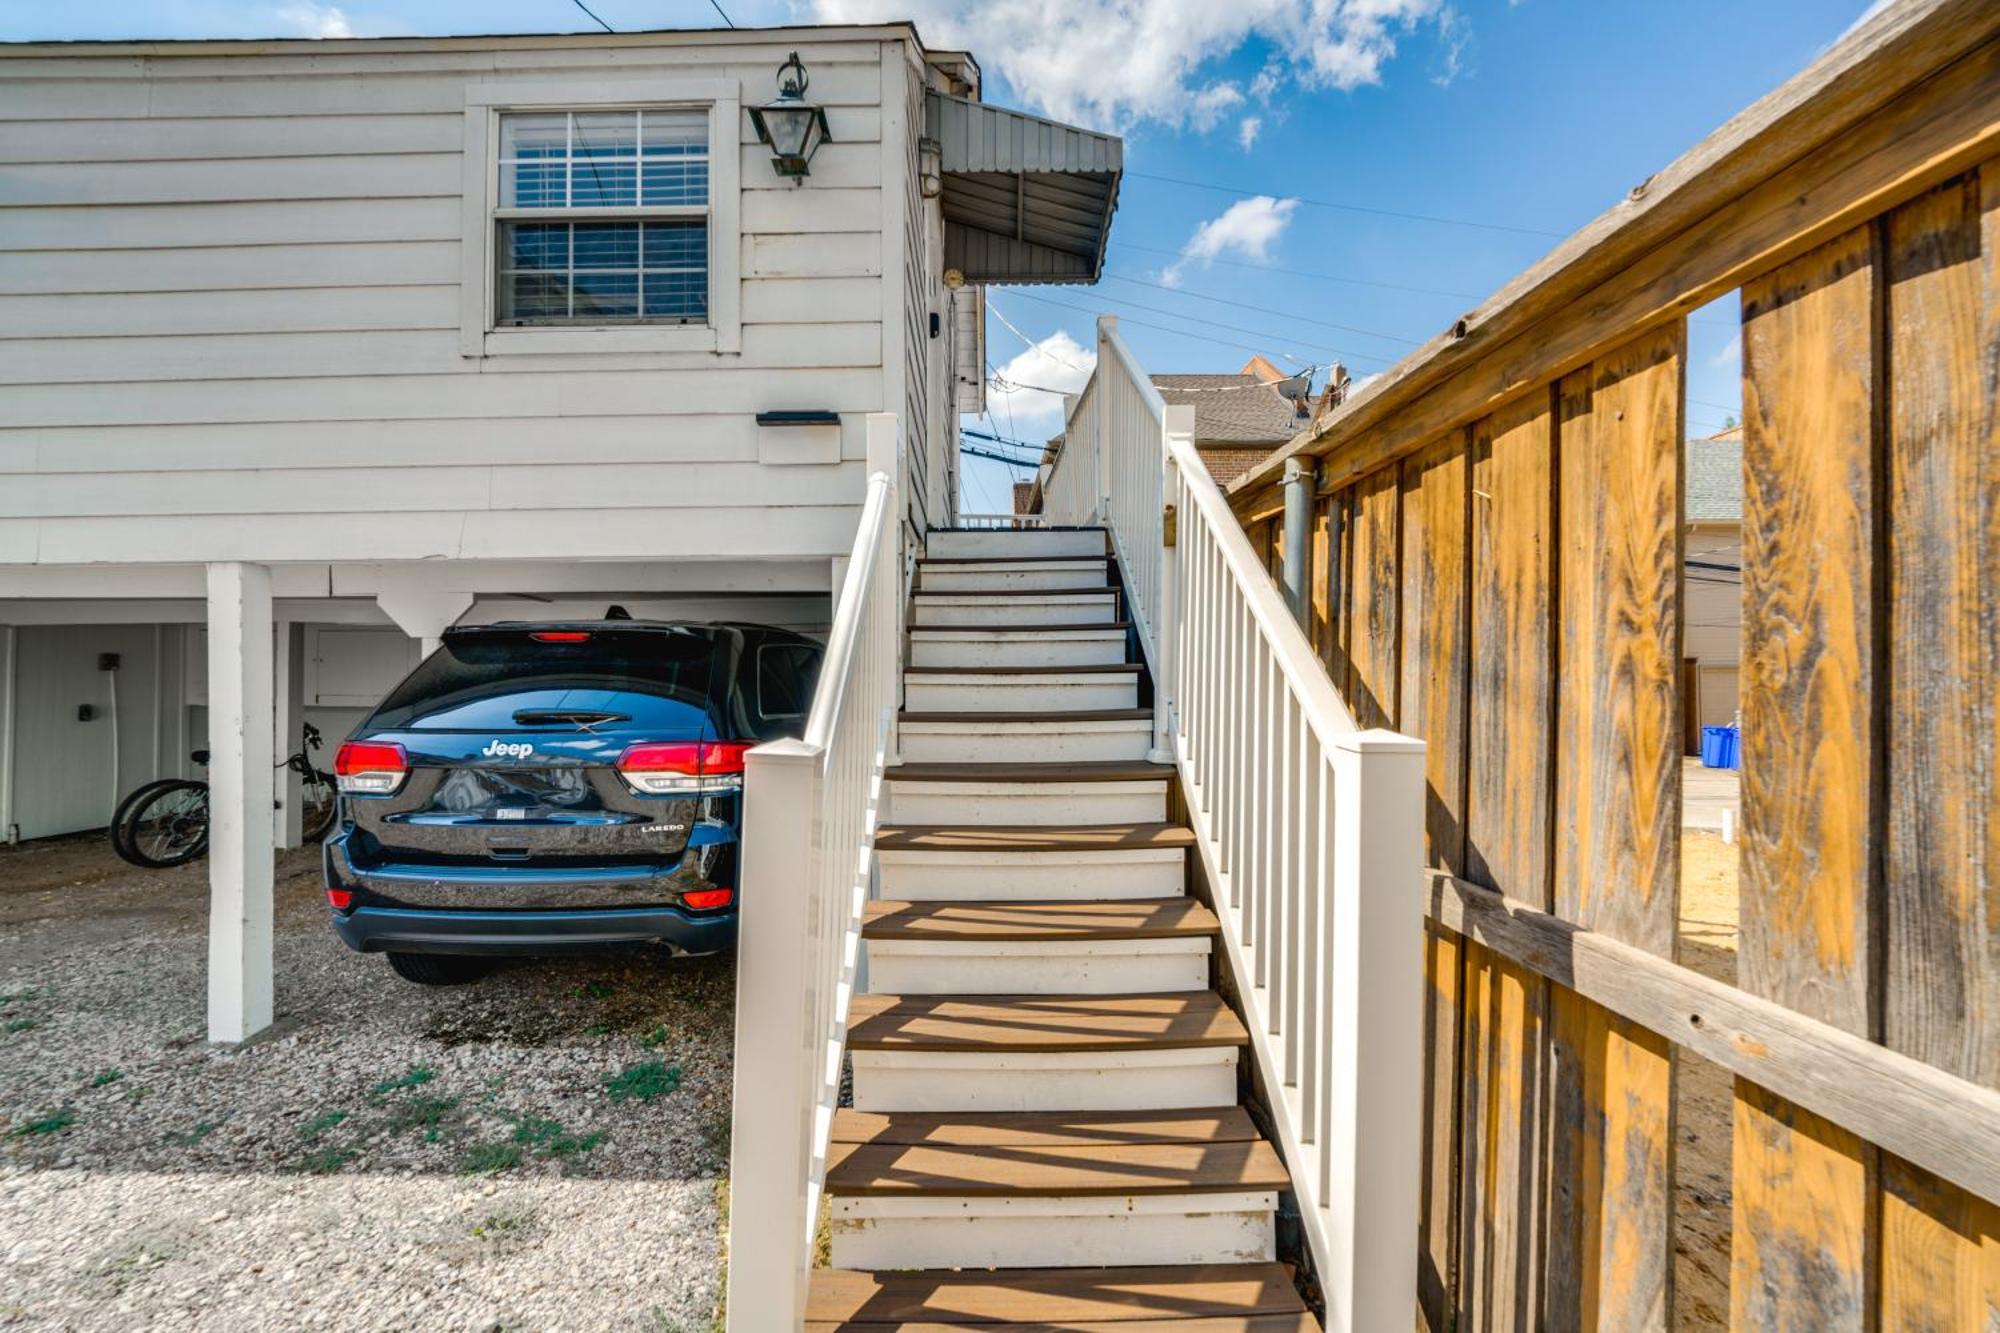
[330,904,735,956]
[322,833,735,956]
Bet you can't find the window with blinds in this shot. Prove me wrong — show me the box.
[494,109,710,325]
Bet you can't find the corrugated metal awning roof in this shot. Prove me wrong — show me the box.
[925,91,1122,285]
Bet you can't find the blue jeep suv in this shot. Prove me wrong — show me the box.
[323,619,821,984]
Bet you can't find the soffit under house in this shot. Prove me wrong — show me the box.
[924,91,1122,285]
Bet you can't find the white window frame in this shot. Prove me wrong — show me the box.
[461,79,741,359]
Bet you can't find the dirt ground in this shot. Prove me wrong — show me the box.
[0,832,734,1331]
[1673,830,1740,1330]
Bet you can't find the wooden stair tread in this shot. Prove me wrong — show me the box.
[887,760,1173,784]
[899,709,1152,724]
[916,554,1110,566]
[830,1107,1258,1148]
[914,588,1118,599]
[904,663,1141,676]
[875,823,1195,853]
[825,1137,1288,1198]
[865,899,1218,941]
[806,1264,1312,1328]
[847,991,1247,1052]
[910,622,1132,634]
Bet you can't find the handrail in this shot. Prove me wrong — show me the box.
[725,415,902,1332]
[1077,316,1427,1330]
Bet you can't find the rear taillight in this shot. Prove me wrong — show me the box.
[531,631,591,643]
[334,741,408,795]
[681,887,734,910]
[616,741,752,795]
[326,888,354,911]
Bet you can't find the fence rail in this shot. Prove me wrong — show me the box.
[1224,3,2000,1327]
[725,414,901,1332]
[1045,319,1429,1330]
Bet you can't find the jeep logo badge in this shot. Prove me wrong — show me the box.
[482,740,535,759]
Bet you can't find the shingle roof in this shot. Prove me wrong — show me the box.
[1151,374,1302,445]
[1686,426,1742,522]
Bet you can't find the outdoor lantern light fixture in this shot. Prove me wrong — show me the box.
[749,51,831,181]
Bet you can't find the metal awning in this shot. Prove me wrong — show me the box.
[924,91,1122,285]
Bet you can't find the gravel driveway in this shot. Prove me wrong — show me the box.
[0,834,734,1331]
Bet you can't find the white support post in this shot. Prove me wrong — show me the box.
[1324,727,1426,1332]
[724,737,824,1333]
[866,412,903,765]
[273,620,305,850]
[0,625,16,844]
[206,562,276,1045]
[1096,315,1119,522]
[1153,408,1194,765]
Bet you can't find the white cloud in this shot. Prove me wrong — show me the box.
[809,0,1463,131]
[1237,116,1263,151]
[987,329,1096,440]
[1709,332,1741,368]
[1162,196,1299,286]
[273,3,354,37]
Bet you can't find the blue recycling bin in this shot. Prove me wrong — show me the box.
[1700,724,1740,770]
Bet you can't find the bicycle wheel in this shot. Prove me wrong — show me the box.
[300,769,338,843]
[113,779,210,868]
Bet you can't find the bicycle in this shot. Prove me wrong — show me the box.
[109,723,338,869]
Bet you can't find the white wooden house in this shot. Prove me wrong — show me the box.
[0,24,1120,1039]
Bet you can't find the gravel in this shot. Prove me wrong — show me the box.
[0,834,734,1331]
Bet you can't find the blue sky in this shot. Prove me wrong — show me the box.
[2,0,1882,513]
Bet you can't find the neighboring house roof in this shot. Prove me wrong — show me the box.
[1687,425,1743,523]
[1150,374,1302,445]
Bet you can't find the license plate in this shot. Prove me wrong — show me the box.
[493,808,527,820]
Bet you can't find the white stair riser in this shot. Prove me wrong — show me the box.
[909,632,1126,669]
[898,721,1152,764]
[887,779,1167,826]
[850,1047,1238,1112]
[867,937,1210,995]
[920,565,1109,593]
[913,596,1118,628]
[830,1192,1276,1270]
[878,848,1185,901]
[904,675,1139,712]
[926,530,1105,559]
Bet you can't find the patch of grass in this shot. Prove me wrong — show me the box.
[163,1120,215,1147]
[298,1109,348,1142]
[605,1058,682,1104]
[510,1115,605,1160]
[386,1094,460,1141]
[640,1024,670,1048]
[297,1145,357,1174]
[0,985,45,1005]
[584,1023,609,1037]
[8,1106,74,1138]
[570,981,615,1000]
[370,1064,436,1098]
[457,1142,523,1175]
[90,1069,124,1088]
[467,1203,536,1243]
[4,1018,42,1034]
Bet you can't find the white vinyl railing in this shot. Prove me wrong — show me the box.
[725,414,902,1332]
[955,511,1046,529]
[1042,370,1100,527]
[1054,317,1427,1331]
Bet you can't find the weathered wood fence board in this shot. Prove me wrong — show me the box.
[1223,8,2000,1328]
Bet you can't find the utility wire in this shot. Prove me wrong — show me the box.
[1103,272,1423,348]
[706,0,737,27]
[1124,170,1566,240]
[1006,288,1384,370]
[570,0,613,32]
[988,299,1094,373]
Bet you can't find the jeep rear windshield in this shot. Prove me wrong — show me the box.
[367,627,723,732]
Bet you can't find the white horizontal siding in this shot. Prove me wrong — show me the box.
[0,36,912,566]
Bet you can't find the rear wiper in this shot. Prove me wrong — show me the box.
[511,709,631,733]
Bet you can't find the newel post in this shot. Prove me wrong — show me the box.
[724,736,823,1332]
[1324,727,1425,1332]
[866,411,903,765]
[1095,314,1119,521]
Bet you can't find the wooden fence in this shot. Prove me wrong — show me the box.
[1227,1,1999,1327]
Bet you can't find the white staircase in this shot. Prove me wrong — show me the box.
[811,525,1320,1331]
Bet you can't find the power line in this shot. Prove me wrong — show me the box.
[988,299,1094,372]
[963,426,1048,454]
[1006,288,1387,370]
[962,442,1040,469]
[1102,272,1424,348]
[705,0,737,27]
[1124,170,1566,240]
[570,0,613,32]
[1113,240,1482,302]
